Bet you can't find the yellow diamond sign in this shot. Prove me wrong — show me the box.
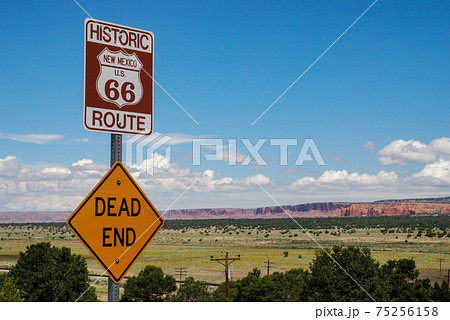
[67,161,164,283]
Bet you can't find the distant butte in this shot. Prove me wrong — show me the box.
[0,196,448,223]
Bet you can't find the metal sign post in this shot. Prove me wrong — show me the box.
[109,133,122,302]
[108,276,120,302]
[111,133,122,167]
[68,19,158,303]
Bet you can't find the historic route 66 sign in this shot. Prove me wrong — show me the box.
[96,48,143,108]
[84,19,153,135]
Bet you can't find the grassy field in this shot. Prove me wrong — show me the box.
[0,218,449,301]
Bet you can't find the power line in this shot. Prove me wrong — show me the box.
[211,252,240,299]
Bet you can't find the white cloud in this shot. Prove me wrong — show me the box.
[291,169,399,190]
[378,139,438,166]
[244,174,271,186]
[410,157,450,185]
[0,133,64,144]
[289,153,450,195]
[0,156,21,177]
[72,159,93,167]
[0,143,448,211]
[0,156,104,210]
[361,140,377,150]
[70,159,108,174]
[0,153,277,211]
[317,170,349,183]
[429,137,450,156]
[40,167,71,175]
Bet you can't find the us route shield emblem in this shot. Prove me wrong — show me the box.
[96,48,143,108]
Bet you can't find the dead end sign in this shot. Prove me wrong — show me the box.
[67,162,164,283]
[83,19,154,135]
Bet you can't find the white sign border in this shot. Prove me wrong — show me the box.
[83,18,154,136]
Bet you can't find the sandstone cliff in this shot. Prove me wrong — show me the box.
[340,202,450,217]
[164,202,349,220]
[0,197,448,223]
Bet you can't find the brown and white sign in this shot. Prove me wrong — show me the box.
[84,19,153,135]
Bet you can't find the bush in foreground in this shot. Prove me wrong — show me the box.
[172,277,211,302]
[215,246,450,302]
[121,265,177,302]
[9,242,97,301]
[0,273,23,302]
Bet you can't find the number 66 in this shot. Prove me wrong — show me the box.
[105,80,135,103]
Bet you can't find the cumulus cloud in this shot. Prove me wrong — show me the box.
[0,154,274,211]
[410,157,450,186]
[291,169,399,191]
[72,159,93,167]
[429,137,450,156]
[245,174,272,186]
[378,137,449,166]
[40,167,71,175]
[361,140,377,150]
[1,141,449,211]
[290,154,450,194]
[0,156,21,177]
[71,159,108,174]
[0,156,112,210]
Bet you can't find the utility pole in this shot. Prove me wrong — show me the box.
[444,269,449,290]
[264,259,274,276]
[438,258,445,277]
[175,267,188,286]
[211,252,240,299]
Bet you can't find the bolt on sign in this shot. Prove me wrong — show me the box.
[84,19,154,135]
[67,162,164,283]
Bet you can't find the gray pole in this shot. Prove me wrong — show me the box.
[108,133,122,302]
[111,133,122,167]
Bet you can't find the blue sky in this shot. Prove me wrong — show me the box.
[0,0,449,211]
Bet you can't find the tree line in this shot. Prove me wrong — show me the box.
[162,215,449,232]
[2,215,449,236]
[1,242,448,302]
